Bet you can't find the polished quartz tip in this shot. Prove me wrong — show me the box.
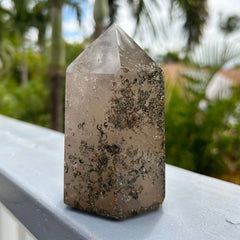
[64,24,165,219]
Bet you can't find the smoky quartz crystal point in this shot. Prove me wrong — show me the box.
[64,24,165,219]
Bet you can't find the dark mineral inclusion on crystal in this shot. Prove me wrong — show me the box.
[64,24,165,220]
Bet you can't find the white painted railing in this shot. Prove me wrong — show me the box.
[0,115,240,240]
[0,202,36,240]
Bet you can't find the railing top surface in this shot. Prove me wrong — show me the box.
[0,115,240,240]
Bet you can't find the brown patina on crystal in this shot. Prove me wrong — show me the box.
[64,24,165,220]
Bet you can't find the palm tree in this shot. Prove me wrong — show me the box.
[1,0,82,131]
[166,39,240,176]
[0,6,14,70]
[0,0,51,82]
[93,0,159,39]
[8,0,33,84]
[32,1,50,52]
[93,0,108,38]
[172,0,208,52]
[49,0,82,131]
[49,0,64,131]
[93,0,208,51]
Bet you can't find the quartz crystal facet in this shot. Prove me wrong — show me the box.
[64,24,165,219]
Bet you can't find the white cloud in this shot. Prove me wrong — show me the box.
[25,27,38,43]
[63,4,94,43]
[64,35,82,44]
[63,19,81,34]
[203,0,240,42]
[1,0,13,10]
[115,0,135,36]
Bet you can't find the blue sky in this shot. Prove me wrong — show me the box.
[62,0,94,43]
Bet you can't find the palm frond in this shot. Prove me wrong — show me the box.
[65,0,83,25]
[172,0,208,51]
[0,6,13,16]
[189,40,240,70]
[182,40,240,102]
[0,39,14,70]
[127,0,159,36]
[108,0,118,25]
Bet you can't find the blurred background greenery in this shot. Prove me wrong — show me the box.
[0,0,240,184]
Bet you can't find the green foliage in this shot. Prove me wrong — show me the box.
[65,42,85,66]
[0,39,15,70]
[0,78,50,127]
[165,41,240,176]
[166,83,240,175]
[0,39,87,128]
[0,50,50,127]
[162,51,182,63]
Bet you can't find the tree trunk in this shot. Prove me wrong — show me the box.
[50,68,63,131]
[94,22,104,39]
[38,25,46,53]
[20,38,28,85]
[50,3,65,131]
[93,0,108,39]
[20,61,28,85]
